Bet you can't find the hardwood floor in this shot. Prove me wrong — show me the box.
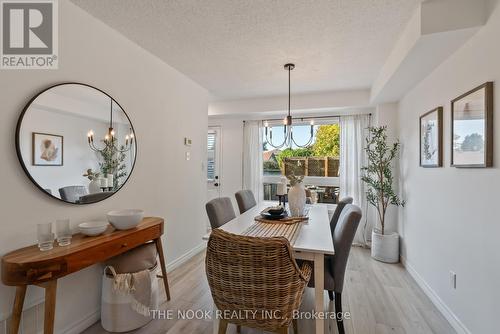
[82,247,455,334]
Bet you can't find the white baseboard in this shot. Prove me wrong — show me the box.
[0,296,45,322]
[1,243,206,333]
[59,309,101,334]
[400,256,471,334]
[166,242,206,272]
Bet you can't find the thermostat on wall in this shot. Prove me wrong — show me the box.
[184,138,192,146]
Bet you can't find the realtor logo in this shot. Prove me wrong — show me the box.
[1,0,58,69]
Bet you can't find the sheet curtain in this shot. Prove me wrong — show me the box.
[242,120,263,202]
[339,114,370,244]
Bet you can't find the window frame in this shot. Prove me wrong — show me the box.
[261,117,340,188]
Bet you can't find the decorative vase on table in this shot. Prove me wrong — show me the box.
[89,179,102,194]
[83,168,102,193]
[286,174,306,217]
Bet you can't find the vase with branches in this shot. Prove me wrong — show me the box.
[97,137,128,190]
[361,126,405,262]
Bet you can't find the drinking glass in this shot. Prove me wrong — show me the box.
[37,222,54,251]
[56,219,72,246]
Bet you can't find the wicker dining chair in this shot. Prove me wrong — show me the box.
[206,229,312,334]
[234,189,257,214]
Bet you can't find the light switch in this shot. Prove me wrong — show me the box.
[185,152,190,161]
[450,271,457,289]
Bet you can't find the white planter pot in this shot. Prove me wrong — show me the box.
[288,183,306,217]
[371,230,399,263]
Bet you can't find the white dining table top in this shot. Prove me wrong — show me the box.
[203,201,335,255]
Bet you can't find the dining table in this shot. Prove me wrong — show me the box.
[203,201,335,334]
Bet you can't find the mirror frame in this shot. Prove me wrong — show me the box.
[15,82,138,205]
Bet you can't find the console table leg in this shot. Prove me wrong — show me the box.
[10,285,27,334]
[155,237,171,301]
[42,280,57,334]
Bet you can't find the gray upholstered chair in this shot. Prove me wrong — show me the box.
[302,204,361,334]
[205,197,236,229]
[77,191,114,204]
[234,190,257,214]
[58,186,88,203]
[330,197,353,234]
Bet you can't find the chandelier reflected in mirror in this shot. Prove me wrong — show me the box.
[263,63,314,149]
[87,98,135,154]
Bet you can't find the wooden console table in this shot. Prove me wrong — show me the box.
[1,217,171,334]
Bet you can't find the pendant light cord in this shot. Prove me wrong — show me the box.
[288,65,291,118]
[110,99,113,129]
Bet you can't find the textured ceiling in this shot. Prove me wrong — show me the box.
[70,0,421,100]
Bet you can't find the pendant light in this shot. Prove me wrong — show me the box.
[87,98,134,153]
[264,63,314,149]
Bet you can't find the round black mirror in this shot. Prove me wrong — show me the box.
[16,83,137,204]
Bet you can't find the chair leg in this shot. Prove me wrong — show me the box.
[218,319,228,334]
[335,292,345,334]
[328,290,334,301]
[293,318,298,334]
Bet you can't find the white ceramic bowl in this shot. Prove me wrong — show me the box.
[78,221,109,236]
[107,209,144,230]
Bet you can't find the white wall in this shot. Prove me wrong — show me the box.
[0,0,209,332]
[398,2,500,332]
[372,103,401,235]
[20,107,108,198]
[209,89,371,116]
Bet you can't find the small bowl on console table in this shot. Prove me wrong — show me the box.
[78,221,109,236]
[107,209,144,230]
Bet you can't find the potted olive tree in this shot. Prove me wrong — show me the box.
[362,126,405,263]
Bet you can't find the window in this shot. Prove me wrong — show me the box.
[262,118,340,204]
[207,131,216,181]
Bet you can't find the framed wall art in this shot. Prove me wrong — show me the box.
[451,82,493,168]
[32,132,64,166]
[420,107,443,167]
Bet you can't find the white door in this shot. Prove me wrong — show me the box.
[207,127,221,202]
